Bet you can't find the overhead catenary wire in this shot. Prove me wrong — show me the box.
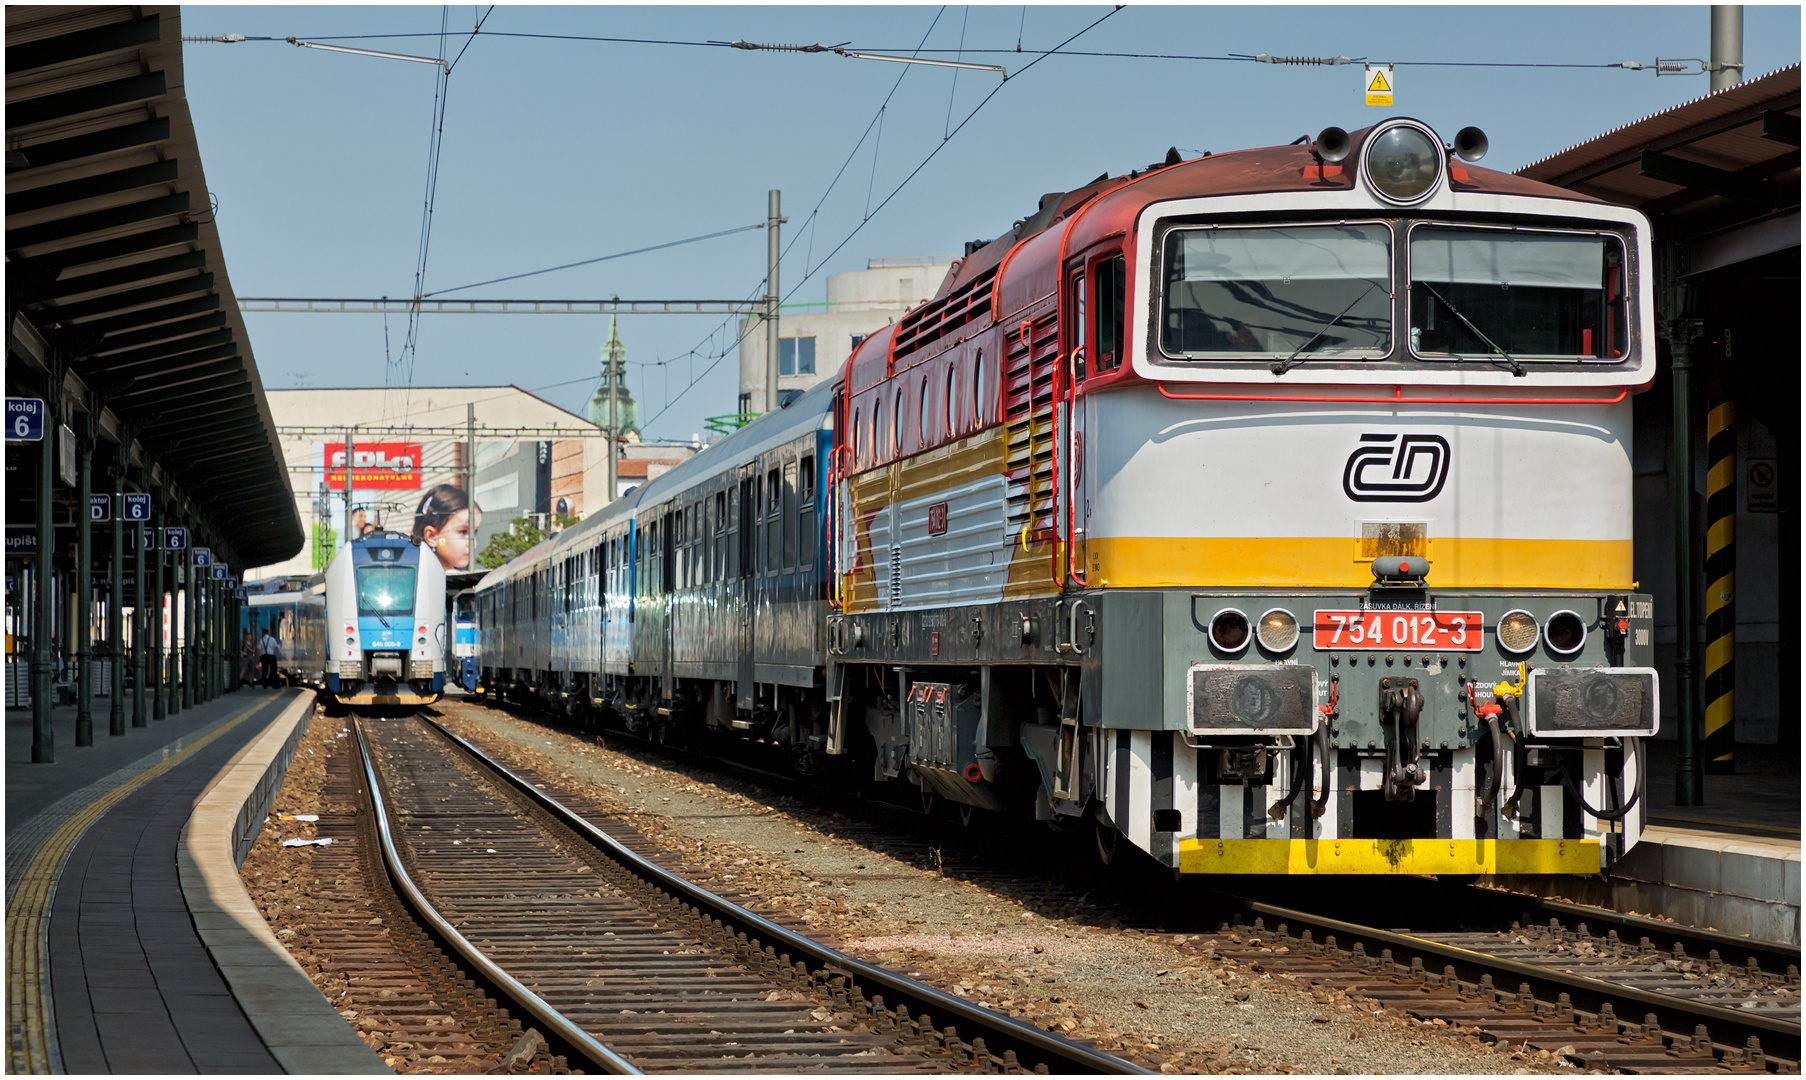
[638,5,1125,430]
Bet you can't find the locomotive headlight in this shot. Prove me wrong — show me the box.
[1256,608,1300,652]
[1543,610,1586,656]
[1362,121,1443,204]
[1209,608,1251,654]
[345,636,357,646]
[1496,610,1540,654]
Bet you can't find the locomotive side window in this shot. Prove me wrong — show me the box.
[850,407,862,469]
[1095,254,1125,372]
[918,374,930,448]
[1160,223,1391,358]
[945,364,956,438]
[1408,225,1627,361]
[891,389,902,453]
[972,350,985,426]
[1070,271,1087,383]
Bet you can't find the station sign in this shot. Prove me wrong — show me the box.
[6,398,45,442]
[212,565,228,579]
[122,493,151,521]
[6,527,38,555]
[141,527,157,549]
[236,588,248,601]
[89,494,110,522]
[163,527,188,550]
[192,547,211,568]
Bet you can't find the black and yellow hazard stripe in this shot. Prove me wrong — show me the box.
[1703,398,1736,773]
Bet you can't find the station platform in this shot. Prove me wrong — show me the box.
[5,689,385,1074]
[1495,737,1801,947]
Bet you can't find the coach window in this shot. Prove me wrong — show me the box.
[782,462,798,571]
[1095,253,1125,372]
[798,455,816,571]
[766,466,782,574]
[715,490,728,583]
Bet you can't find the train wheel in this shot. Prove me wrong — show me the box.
[1095,821,1122,866]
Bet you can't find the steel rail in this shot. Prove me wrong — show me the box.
[425,716,1153,1075]
[1227,894,1799,1066]
[351,719,644,1075]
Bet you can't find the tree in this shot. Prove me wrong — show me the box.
[477,517,548,569]
[475,513,580,569]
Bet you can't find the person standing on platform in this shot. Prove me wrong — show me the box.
[258,627,278,687]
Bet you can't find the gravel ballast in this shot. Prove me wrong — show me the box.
[431,702,1568,1076]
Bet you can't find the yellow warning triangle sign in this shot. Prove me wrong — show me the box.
[1365,64,1394,107]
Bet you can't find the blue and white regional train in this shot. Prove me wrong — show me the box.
[243,531,448,704]
[477,117,1659,877]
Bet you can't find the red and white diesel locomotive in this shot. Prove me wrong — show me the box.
[480,117,1658,876]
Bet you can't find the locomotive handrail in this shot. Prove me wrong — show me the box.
[1066,345,1089,588]
[1156,383,1632,406]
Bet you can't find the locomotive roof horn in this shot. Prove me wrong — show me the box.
[1452,126,1489,163]
[1314,126,1351,163]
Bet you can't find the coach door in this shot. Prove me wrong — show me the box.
[735,469,757,709]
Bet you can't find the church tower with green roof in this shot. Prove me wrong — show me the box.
[585,311,639,437]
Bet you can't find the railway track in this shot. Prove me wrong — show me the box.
[351,711,1150,1074]
[437,699,1800,1075]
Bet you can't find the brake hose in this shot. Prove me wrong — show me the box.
[1552,736,1645,822]
[1310,726,1332,820]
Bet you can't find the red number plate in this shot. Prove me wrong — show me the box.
[1312,609,1484,651]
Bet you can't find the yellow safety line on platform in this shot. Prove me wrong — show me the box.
[5,698,279,1074]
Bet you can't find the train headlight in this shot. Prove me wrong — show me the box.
[345,635,357,646]
[1496,610,1539,654]
[1361,120,1443,205]
[1256,608,1300,652]
[1543,610,1587,656]
[1209,608,1251,654]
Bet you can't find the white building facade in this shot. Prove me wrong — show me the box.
[737,257,955,414]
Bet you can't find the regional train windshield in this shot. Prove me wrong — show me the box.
[357,565,417,617]
[1158,219,1630,364]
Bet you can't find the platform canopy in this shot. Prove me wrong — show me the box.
[1517,64,1799,277]
[6,5,302,569]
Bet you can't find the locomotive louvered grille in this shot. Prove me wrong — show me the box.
[1004,314,1060,541]
[887,544,903,608]
[891,266,998,363]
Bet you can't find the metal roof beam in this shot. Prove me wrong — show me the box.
[89,330,234,370]
[1639,151,1779,207]
[7,159,180,216]
[38,249,208,302]
[8,72,168,129]
[7,192,191,251]
[1761,110,1801,147]
[82,293,220,338]
[7,117,170,172]
[9,223,199,279]
[6,14,162,75]
[92,312,227,353]
[112,357,243,394]
[127,373,250,408]
[45,272,214,324]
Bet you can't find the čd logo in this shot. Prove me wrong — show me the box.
[1343,434,1450,502]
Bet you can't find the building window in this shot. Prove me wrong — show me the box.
[779,335,816,376]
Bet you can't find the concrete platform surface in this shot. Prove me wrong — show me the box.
[6,689,387,1074]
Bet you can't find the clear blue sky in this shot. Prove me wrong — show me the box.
[182,5,1801,442]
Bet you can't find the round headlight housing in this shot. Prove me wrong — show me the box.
[1361,120,1444,205]
[1496,609,1540,654]
[1256,608,1300,652]
[1209,608,1251,654]
[1544,610,1586,655]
